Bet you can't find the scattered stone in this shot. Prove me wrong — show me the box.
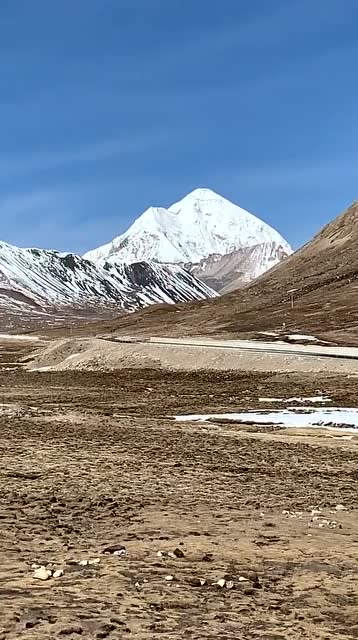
[58,625,83,635]
[78,560,89,566]
[168,552,176,559]
[33,566,52,581]
[202,553,213,562]
[157,551,166,558]
[217,578,226,588]
[238,576,249,582]
[335,504,347,511]
[226,580,234,589]
[252,577,262,589]
[53,569,64,578]
[165,575,174,581]
[31,563,40,569]
[96,623,117,639]
[88,558,101,565]
[103,544,126,556]
[173,548,185,558]
[189,578,206,587]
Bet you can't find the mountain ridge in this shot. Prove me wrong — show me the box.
[0,240,216,330]
[84,188,292,290]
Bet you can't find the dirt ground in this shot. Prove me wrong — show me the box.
[2,340,358,639]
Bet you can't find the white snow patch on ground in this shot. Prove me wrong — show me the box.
[0,334,39,341]
[285,334,319,342]
[259,396,331,403]
[175,408,358,433]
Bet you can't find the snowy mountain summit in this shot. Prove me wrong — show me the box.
[84,188,292,291]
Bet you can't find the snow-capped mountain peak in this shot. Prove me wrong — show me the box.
[84,188,292,291]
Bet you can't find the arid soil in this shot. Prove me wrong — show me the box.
[24,336,358,374]
[2,340,358,639]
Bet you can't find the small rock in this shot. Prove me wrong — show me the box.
[103,544,126,556]
[168,552,176,559]
[165,575,174,581]
[58,625,83,635]
[202,553,213,562]
[31,563,40,569]
[173,548,185,558]
[226,580,234,589]
[217,578,226,588]
[189,578,206,587]
[253,578,262,589]
[33,566,52,581]
[53,569,64,578]
[78,560,89,566]
[238,576,249,582]
[335,504,347,511]
[88,558,101,565]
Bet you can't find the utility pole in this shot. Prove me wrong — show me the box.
[287,288,297,309]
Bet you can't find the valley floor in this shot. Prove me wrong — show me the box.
[1,341,358,639]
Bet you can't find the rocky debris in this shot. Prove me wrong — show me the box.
[58,625,83,635]
[33,566,52,581]
[96,623,117,639]
[226,580,234,589]
[282,510,304,519]
[53,569,64,578]
[335,504,347,512]
[165,575,174,581]
[216,578,226,588]
[159,547,185,559]
[309,516,340,530]
[102,544,127,556]
[189,578,207,587]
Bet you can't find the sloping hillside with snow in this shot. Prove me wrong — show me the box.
[0,241,216,329]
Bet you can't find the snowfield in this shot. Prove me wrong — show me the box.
[175,408,358,432]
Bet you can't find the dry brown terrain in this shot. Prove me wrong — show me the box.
[1,339,358,639]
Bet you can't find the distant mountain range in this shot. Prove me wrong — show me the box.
[0,241,215,330]
[84,188,292,292]
[0,187,292,330]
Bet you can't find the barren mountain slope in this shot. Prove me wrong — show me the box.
[98,199,358,344]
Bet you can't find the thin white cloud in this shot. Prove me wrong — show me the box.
[0,130,169,177]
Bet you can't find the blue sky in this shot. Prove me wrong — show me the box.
[1,0,358,253]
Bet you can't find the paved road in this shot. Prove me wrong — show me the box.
[99,335,358,361]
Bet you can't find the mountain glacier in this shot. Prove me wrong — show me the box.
[84,188,292,290]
